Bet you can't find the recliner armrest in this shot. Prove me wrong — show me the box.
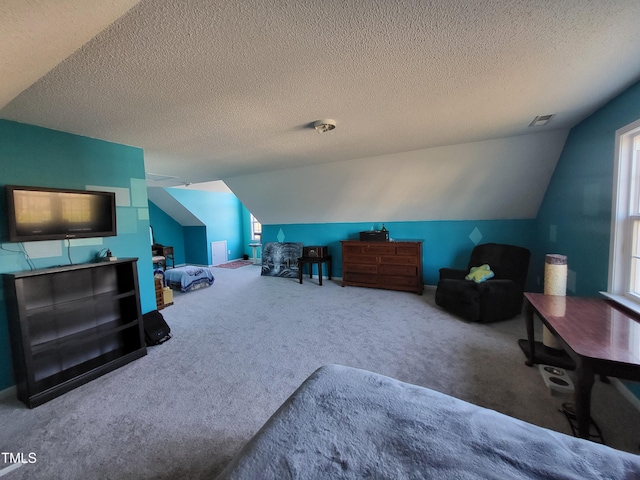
[476,279,521,295]
[438,268,468,281]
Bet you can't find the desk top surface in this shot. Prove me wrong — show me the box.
[340,239,423,244]
[525,292,640,365]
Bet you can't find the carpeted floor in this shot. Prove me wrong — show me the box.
[0,265,639,479]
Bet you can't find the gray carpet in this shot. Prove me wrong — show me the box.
[0,266,639,479]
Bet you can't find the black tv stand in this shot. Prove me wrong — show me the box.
[3,258,147,408]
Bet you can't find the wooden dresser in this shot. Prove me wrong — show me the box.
[341,240,423,294]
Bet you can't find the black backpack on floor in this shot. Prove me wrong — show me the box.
[143,310,172,346]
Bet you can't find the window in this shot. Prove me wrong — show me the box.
[608,118,640,308]
[250,214,262,241]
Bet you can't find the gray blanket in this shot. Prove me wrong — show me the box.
[217,365,640,479]
[163,265,214,292]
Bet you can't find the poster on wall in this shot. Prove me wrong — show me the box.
[261,242,303,278]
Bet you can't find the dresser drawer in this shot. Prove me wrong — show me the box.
[344,272,379,284]
[343,254,378,264]
[380,255,418,266]
[379,265,416,276]
[343,245,365,255]
[395,246,419,256]
[379,275,419,287]
[361,245,396,254]
[344,263,378,274]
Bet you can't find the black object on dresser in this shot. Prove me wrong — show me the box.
[341,240,423,294]
[359,231,389,242]
[3,258,147,408]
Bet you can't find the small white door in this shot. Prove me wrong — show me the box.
[211,241,228,266]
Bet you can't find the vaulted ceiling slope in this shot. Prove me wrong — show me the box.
[0,0,142,109]
[1,1,640,222]
[225,129,569,224]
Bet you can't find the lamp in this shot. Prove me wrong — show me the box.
[543,254,567,350]
[314,119,336,133]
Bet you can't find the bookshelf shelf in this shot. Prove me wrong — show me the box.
[3,258,147,408]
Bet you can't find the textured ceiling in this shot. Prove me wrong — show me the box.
[0,0,142,109]
[2,0,640,186]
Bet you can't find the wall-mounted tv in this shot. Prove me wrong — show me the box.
[5,185,117,242]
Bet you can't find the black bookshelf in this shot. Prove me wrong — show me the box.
[3,258,147,408]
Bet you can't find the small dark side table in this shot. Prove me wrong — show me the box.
[297,256,332,286]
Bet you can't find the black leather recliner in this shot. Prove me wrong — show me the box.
[435,243,531,322]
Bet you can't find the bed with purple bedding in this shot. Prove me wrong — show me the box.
[163,265,214,292]
[217,364,640,479]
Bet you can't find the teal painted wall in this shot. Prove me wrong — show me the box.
[263,219,536,286]
[184,226,208,265]
[533,79,640,297]
[164,189,244,264]
[149,201,186,265]
[533,79,640,399]
[0,120,156,390]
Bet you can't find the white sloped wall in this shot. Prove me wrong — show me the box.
[224,129,569,225]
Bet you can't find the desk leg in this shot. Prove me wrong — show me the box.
[575,361,595,439]
[525,301,536,367]
[318,262,323,286]
[298,261,303,284]
[328,260,332,280]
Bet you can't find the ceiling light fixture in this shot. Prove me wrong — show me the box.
[314,119,336,133]
[529,114,554,127]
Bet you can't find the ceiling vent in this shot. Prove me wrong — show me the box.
[314,119,336,133]
[529,114,554,127]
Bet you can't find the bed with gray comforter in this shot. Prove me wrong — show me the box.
[217,364,640,479]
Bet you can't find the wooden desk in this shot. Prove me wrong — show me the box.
[152,245,174,269]
[297,256,332,286]
[524,292,640,439]
[160,246,174,268]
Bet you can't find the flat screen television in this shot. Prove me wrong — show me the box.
[5,185,117,242]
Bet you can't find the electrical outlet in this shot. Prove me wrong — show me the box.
[228,250,231,255]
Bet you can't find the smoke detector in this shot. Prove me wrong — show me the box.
[314,119,336,133]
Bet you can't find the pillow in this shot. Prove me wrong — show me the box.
[466,264,495,283]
